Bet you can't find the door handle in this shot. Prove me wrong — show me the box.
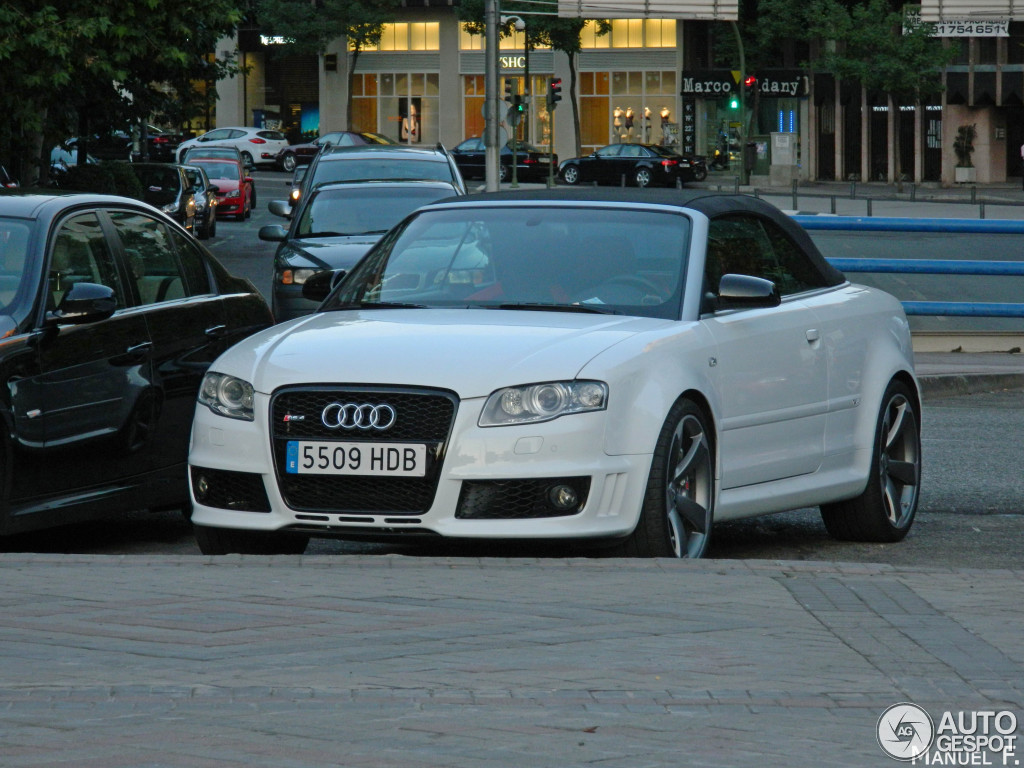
[126,341,154,356]
[806,329,820,343]
[205,324,227,339]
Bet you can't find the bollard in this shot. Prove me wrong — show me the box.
[830,196,836,214]
[754,189,760,199]
[849,180,856,199]
[980,202,986,219]
[867,198,873,217]
[733,176,740,194]
[676,177,682,189]
[621,174,626,187]
[792,179,798,211]
[971,186,977,204]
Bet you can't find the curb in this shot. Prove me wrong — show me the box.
[918,372,1024,399]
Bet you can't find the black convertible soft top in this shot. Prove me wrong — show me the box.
[429,187,846,287]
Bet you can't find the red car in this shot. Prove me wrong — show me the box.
[188,157,254,220]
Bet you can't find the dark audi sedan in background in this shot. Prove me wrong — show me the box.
[0,191,273,536]
[451,137,557,183]
[559,143,704,187]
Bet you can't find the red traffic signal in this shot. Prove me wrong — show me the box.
[547,77,562,109]
[743,75,757,91]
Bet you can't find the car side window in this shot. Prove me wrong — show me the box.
[596,145,621,158]
[167,228,214,295]
[705,214,828,297]
[108,211,191,305]
[49,213,127,310]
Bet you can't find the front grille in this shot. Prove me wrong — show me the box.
[271,386,458,515]
[456,477,591,519]
[191,466,271,512]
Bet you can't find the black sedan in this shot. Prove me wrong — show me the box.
[559,143,703,188]
[260,179,463,321]
[276,131,395,172]
[0,190,273,537]
[127,163,198,235]
[451,138,557,183]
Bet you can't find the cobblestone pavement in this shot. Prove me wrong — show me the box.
[1,555,1021,767]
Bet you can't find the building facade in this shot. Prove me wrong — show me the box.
[213,5,1024,186]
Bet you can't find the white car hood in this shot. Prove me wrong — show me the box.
[218,308,676,398]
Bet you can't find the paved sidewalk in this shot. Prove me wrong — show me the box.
[0,555,1021,768]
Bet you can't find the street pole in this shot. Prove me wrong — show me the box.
[523,27,530,144]
[730,21,749,187]
[484,0,500,191]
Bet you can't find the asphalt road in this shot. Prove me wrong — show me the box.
[2,171,1020,566]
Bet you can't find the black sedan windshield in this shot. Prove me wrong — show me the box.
[296,186,454,238]
[324,205,690,320]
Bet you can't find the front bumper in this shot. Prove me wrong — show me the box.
[189,388,650,541]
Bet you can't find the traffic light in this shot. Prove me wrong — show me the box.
[744,75,758,95]
[547,77,562,110]
[504,78,515,104]
[729,94,739,109]
[512,93,525,114]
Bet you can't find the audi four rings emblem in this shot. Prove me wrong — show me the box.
[321,403,397,431]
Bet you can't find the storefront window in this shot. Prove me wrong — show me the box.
[351,72,439,144]
[580,70,677,153]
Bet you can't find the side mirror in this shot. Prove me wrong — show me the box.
[47,282,117,325]
[267,199,292,218]
[208,183,221,194]
[258,224,289,242]
[715,273,781,311]
[302,269,347,303]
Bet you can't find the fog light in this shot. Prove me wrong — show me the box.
[548,484,578,510]
[195,475,209,500]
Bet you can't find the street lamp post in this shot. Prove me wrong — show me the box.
[484,0,500,191]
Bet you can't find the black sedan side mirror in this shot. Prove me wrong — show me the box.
[714,273,781,310]
[258,224,289,242]
[302,269,347,303]
[46,282,117,325]
[267,199,292,218]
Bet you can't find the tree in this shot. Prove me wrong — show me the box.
[457,0,608,157]
[255,0,400,131]
[0,0,245,183]
[810,0,958,184]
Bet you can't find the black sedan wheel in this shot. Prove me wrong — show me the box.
[194,525,309,555]
[281,153,297,173]
[498,164,509,183]
[562,164,580,185]
[634,167,653,188]
[820,380,921,542]
[623,398,714,558]
[693,166,708,182]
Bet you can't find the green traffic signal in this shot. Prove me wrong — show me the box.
[729,97,739,109]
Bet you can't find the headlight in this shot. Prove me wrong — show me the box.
[479,380,607,427]
[277,268,319,286]
[162,202,179,213]
[198,372,255,421]
[226,190,241,200]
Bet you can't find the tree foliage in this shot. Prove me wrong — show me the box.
[0,0,245,182]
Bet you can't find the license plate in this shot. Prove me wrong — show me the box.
[286,441,427,477]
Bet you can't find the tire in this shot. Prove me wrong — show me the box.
[241,151,254,168]
[562,164,580,185]
[281,153,296,173]
[820,380,921,542]
[194,524,309,555]
[634,167,652,187]
[498,163,509,183]
[208,214,216,238]
[250,185,257,209]
[693,166,708,182]
[622,398,715,558]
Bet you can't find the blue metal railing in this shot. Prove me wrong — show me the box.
[791,216,1024,319]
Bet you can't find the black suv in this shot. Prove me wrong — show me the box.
[302,144,467,198]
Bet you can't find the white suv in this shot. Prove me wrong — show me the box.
[176,127,289,168]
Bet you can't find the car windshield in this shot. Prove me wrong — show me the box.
[314,158,453,185]
[195,162,240,181]
[296,186,454,238]
[0,218,31,310]
[324,205,689,320]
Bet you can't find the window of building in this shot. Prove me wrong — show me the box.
[580,18,676,48]
[460,25,550,51]
[351,72,440,144]
[363,22,439,51]
[579,70,677,153]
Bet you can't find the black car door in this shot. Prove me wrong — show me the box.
[106,210,232,474]
[8,210,156,503]
[452,139,485,179]
[585,144,624,184]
